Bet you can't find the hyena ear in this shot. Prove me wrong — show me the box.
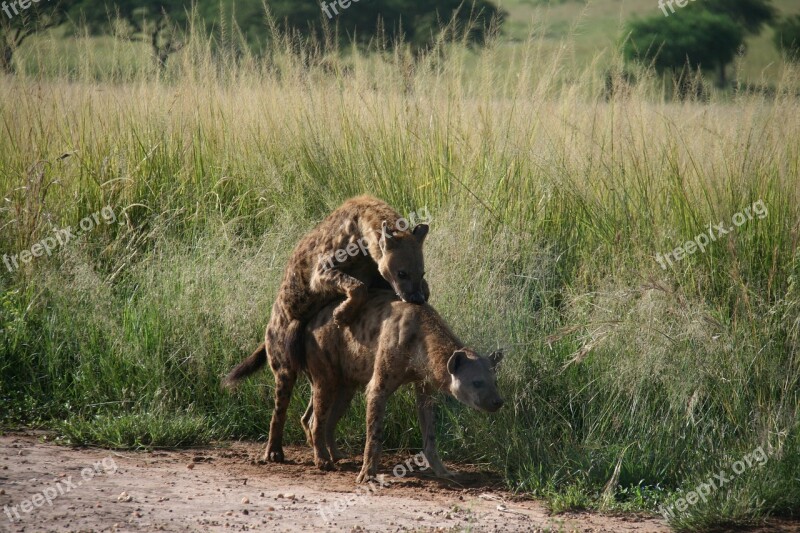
[412,224,429,242]
[379,220,393,253]
[447,350,468,375]
[488,349,504,369]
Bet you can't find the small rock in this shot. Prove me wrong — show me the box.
[284,493,295,500]
[266,506,275,512]
[241,497,250,504]
[225,511,233,516]
[243,509,249,515]
[186,463,195,470]
[117,492,132,503]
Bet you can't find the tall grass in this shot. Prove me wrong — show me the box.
[1,23,799,531]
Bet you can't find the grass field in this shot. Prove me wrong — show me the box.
[2,3,800,532]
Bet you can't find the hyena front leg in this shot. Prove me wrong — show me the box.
[357,374,401,483]
[311,256,368,326]
[415,385,453,478]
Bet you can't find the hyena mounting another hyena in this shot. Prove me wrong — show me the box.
[223,195,430,463]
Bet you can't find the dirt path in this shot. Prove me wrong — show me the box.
[0,433,670,532]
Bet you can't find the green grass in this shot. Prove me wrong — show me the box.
[1,16,800,532]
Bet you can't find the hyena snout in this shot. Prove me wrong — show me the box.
[404,290,426,304]
[486,396,504,412]
[447,349,505,413]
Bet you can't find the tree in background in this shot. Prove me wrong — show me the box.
[68,0,190,70]
[697,0,776,35]
[2,1,504,74]
[624,0,777,90]
[205,0,504,56]
[774,15,800,62]
[0,0,72,73]
[624,10,744,90]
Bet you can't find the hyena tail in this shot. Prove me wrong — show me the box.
[222,342,267,389]
[222,319,306,389]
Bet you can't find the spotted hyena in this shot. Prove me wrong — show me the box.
[302,291,504,482]
[226,290,504,482]
[223,195,430,463]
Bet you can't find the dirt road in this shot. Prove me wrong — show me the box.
[0,433,670,532]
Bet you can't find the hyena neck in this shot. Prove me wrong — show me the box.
[420,311,464,391]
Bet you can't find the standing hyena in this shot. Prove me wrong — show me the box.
[224,195,430,463]
[302,291,504,482]
[225,290,504,482]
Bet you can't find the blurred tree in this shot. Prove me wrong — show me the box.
[204,0,504,55]
[69,0,190,70]
[624,10,744,89]
[774,15,800,62]
[695,0,776,34]
[0,0,71,73]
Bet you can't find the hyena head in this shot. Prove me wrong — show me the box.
[377,221,428,304]
[447,349,504,412]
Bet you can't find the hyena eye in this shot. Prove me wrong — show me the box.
[472,380,485,389]
[397,271,409,279]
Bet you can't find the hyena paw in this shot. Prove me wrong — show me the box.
[355,469,376,484]
[264,448,284,463]
[331,448,349,461]
[315,458,335,471]
[435,468,456,480]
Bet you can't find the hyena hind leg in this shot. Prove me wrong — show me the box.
[326,387,356,461]
[311,259,369,326]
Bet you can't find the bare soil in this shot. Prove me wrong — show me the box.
[0,433,678,532]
